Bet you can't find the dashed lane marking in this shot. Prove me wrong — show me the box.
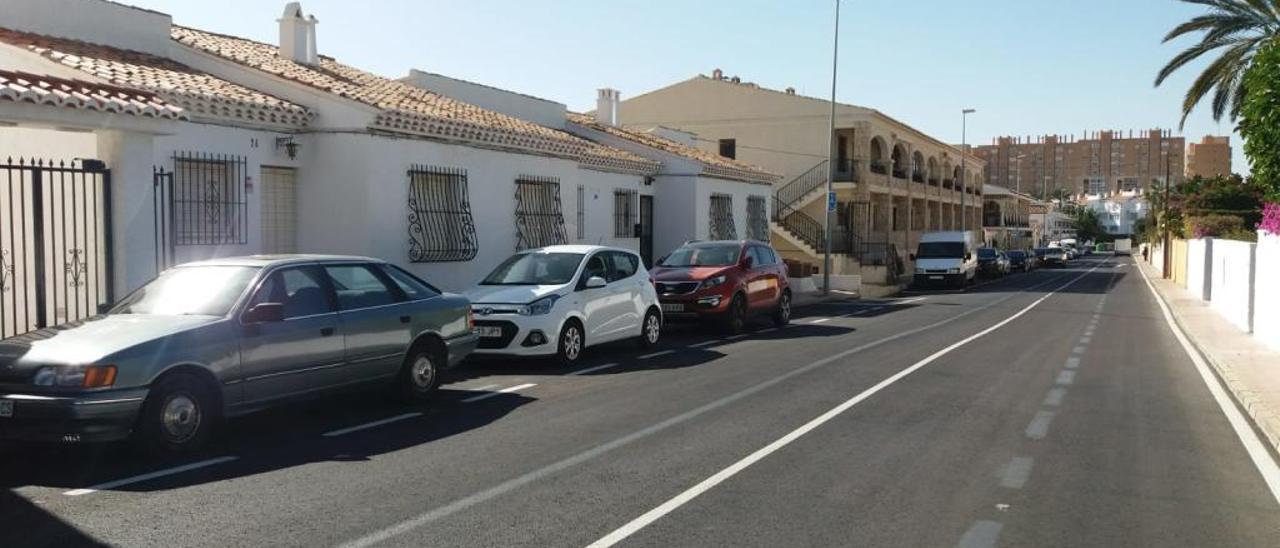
[1043,387,1067,407]
[998,457,1034,489]
[1025,410,1056,439]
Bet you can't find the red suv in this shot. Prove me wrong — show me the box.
[649,240,791,333]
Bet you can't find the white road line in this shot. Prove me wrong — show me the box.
[1025,410,1056,440]
[568,362,620,376]
[63,456,239,496]
[809,318,831,324]
[460,383,537,403]
[999,456,1035,489]
[956,521,1003,548]
[638,350,675,360]
[1043,387,1067,407]
[726,334,748,340]
[583,265,1105,548]
[688,340,721,348]
[1056,370,1076,385]
[1136,258,1280,505]
[337,269,1092,548]
[1083,329,1095,337]
[323,412,423,437]
[1065,357,1081,369]
[455,383,499,392]
[1071,345,1086,355]
[1079,336,1092,344]
[895,296,927,304]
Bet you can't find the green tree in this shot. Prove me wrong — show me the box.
[1072,207,1107,242]
[1240,38,1280,201]
[1155,0,1280,128]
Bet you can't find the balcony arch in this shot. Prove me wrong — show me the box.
[927,156,940,186]
[911,150,925,182]
[891,143,908,179]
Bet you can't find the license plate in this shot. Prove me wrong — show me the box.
[661,303,685,313]
[929,276,943,280]
[475,326,503,338]
[0,400,12,418]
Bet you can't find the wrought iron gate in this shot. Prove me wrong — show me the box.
[0,158,114,338]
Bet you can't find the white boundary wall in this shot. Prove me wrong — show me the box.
[1208,239,1255,333]
[1255,232,1280,350]
[1187,238,1212,301]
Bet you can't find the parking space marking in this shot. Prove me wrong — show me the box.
[1043,387,1067,407]
[63,456,240,496]
[638,350,675,360]
[688,340,722,349]
[998,456,1034,489]
[1065,357,1081,369]
[323,412,423,437]
[956,520,1003,548]
[1056,370,1076,385]
[460,383,537,403]
[809,318,831,324]
[569,363,621,376]
[1025,411,1055,440]
[450,383,499,392]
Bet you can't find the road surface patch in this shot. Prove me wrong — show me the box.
[955,520,1003,548]
[568,363,620,376]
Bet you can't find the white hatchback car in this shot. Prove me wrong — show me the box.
[464,245,662,364]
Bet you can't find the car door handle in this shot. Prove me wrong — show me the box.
[399,315,411,324]
[320,327,335,337]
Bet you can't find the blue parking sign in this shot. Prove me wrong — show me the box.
[827,191,837,212]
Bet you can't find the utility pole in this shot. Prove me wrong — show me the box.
[822,0,840,295]
[960,109,975,236]
[1161,140,1172,278]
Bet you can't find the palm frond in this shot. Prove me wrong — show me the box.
[1156,36,1235,86]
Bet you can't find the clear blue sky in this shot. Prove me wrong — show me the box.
[131,0,1247,173]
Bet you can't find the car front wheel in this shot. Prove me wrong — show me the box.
[557,321,585,365]
[137,372,217,455]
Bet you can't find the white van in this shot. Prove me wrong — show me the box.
[911,231,979,289]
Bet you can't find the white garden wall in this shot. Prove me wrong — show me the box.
[1208,239,1255,333]
[1186,238,1212,301]
[1255,231,1280,351]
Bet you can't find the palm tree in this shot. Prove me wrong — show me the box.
[1155,0,1280,129]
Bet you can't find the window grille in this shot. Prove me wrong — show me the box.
[576,185,586,240]
[407,165,478,262]
[514,175,567,250]
[746,195,769,241]
[171,151,247,245]
[613,189,637,238]
[709,194,737,240]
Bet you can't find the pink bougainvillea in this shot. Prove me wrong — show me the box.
[1261,202,1280,236]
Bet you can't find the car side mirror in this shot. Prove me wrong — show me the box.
[585,276,607,289]
[909,253,916,261]
[244,302,285,323]
[965,252,972,261]
[742,255,754,269]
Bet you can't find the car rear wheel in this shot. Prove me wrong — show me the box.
[637,309,662,349]
[137,373,217,455]
[724,293,748,334]
[557,321,585,365]
[772,290,791,327]
[397,346,440,402]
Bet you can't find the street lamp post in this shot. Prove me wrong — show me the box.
[822,0,840,295]
[1014,154,1027,194]
[960,109,975,235]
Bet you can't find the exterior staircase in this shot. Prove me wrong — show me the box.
[772,160,832,253]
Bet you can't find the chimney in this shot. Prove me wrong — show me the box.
[278,2,317,64]
[596,88,620,126]
[785,87,795,95]
[712,68,723,80]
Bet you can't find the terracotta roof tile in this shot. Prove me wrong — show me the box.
[567,112,778,183]
[171,25,657,173]
[0,69,185,119]
[0,27,312,128]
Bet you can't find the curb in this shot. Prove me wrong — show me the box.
[1137,260,1280,458]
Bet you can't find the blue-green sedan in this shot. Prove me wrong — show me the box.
[0,255,477,453]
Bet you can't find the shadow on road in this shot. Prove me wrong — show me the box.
[0,490,108,547]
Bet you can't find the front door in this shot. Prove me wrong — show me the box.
[639,195,654,267]
[260,166,298,254]
[240,266,345,404]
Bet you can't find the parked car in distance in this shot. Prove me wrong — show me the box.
[1006,250,1032,272]
[911,231,980,289]
[649,240,790,333]
[976,247,1010,277]
[1036,246,1069,267]
[465,245,661,365]
[0,255,477,453]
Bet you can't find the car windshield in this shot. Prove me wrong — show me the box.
[110,266,259,316]
[915,242,965,259]
[977,248,997,259]
[660,244,741,267]
[481,252,584,285]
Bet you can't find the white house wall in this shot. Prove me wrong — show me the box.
[0,127,97,162]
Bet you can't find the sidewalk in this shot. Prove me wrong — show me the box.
[1135,258,1280,456]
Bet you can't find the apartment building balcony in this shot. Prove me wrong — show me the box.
[833,159,860,183]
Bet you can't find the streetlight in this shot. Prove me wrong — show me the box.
[960,108,975,235]
[822,0,840,295]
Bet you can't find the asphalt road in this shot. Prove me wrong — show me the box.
[3,255,1279,547]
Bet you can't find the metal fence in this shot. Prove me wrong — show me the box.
[514,175,567,250]
[407,165,478,262]
[1,158,113,338]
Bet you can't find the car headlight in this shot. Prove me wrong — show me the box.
[700,275,727,290]
[32,365,117,388]
[521,294,560,316]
